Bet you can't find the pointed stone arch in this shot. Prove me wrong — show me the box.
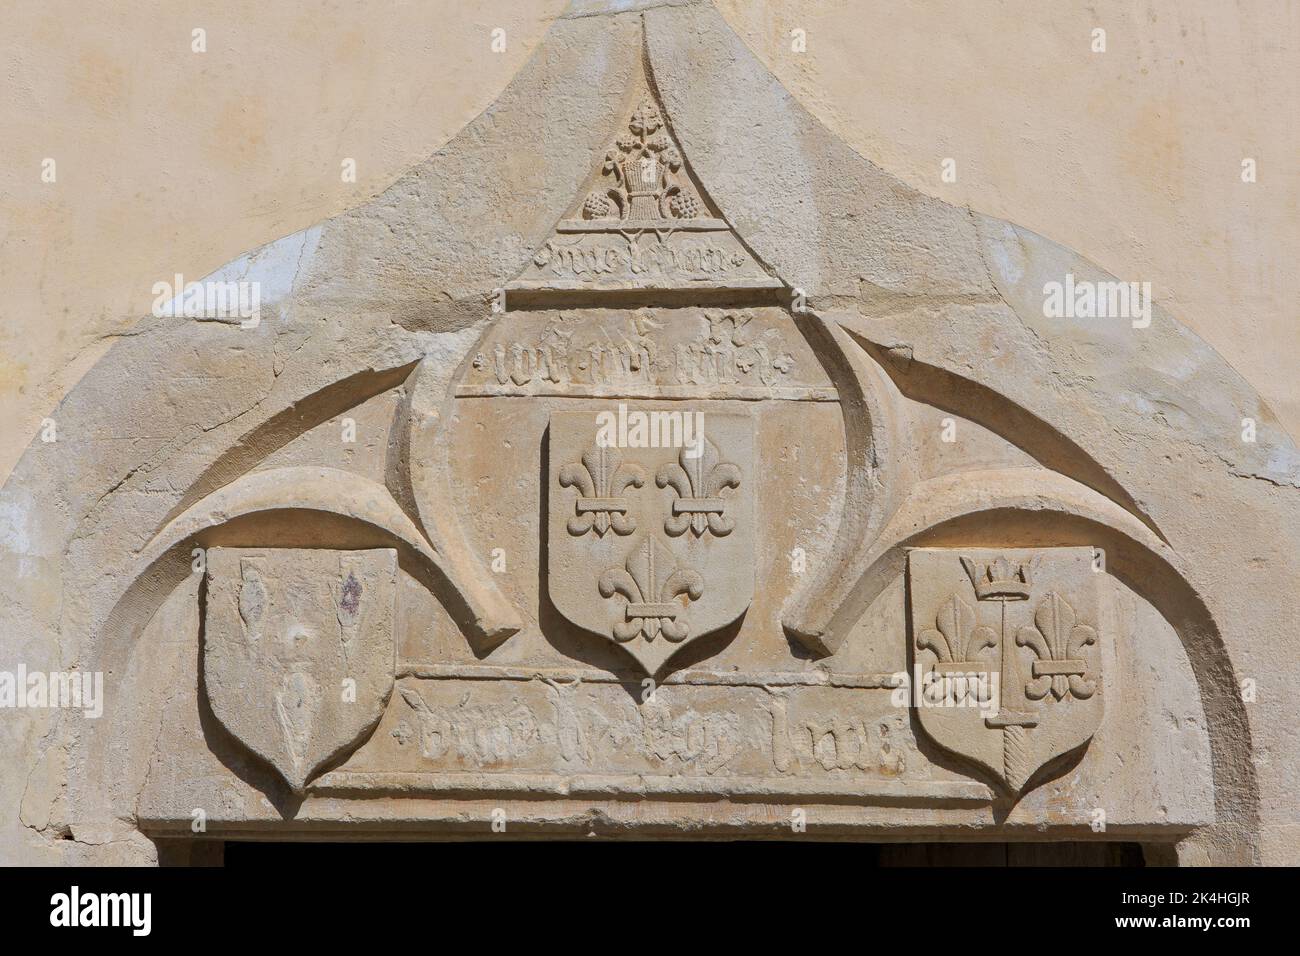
[0,0,1292,865]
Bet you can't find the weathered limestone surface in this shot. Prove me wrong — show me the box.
[204,547,398,793]
[1,0,1295,864]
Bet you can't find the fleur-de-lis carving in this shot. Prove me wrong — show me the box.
[598,536,703,644]
[1016,591,1097,700]
[656,437,741,537]
[917,595,998,663]
[558,444,645,537]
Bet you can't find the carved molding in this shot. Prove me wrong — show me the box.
[407,352,525,647]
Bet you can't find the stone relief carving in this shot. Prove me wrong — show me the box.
[598,535,704,643]
[582,94,703,223]
[329,672,942,797]
[204,547,398,792]
[676,310,795,387]
[547,409,753,674]
[115,57,1161,827]
[558,444,646,537]
[63,16,1231,851]
[1018,592,1099,701]
[656,438,741,537]
[462,309,800,396]
[2,0,1264,868]
[507,67,779,292]
[908,548,1105,796]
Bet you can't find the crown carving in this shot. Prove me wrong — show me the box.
[959,555,1036,601]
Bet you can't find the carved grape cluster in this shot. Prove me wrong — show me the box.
[670,193,701,219]
[582,191,614,220]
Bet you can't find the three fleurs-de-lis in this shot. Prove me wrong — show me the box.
[560,437,741,644]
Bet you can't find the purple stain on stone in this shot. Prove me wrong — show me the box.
[340,571,362,619]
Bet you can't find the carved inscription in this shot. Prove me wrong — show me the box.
[333,675,945,795]
[466,309,799,395]
[530,235,754,282]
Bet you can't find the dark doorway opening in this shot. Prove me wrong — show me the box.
[160,840,1153,867]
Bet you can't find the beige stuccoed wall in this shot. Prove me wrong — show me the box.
[1,0,1295,484]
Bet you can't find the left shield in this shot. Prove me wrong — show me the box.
[204,548,398,791]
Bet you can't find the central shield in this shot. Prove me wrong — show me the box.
[548,408,754,673]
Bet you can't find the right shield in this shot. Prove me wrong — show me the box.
[908,547,1105,796]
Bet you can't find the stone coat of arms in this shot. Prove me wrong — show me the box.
[908,547,1105,795]
[204,547,398,791]
[547,409,754,673]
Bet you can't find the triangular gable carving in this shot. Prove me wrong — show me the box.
[508,53,780,294]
